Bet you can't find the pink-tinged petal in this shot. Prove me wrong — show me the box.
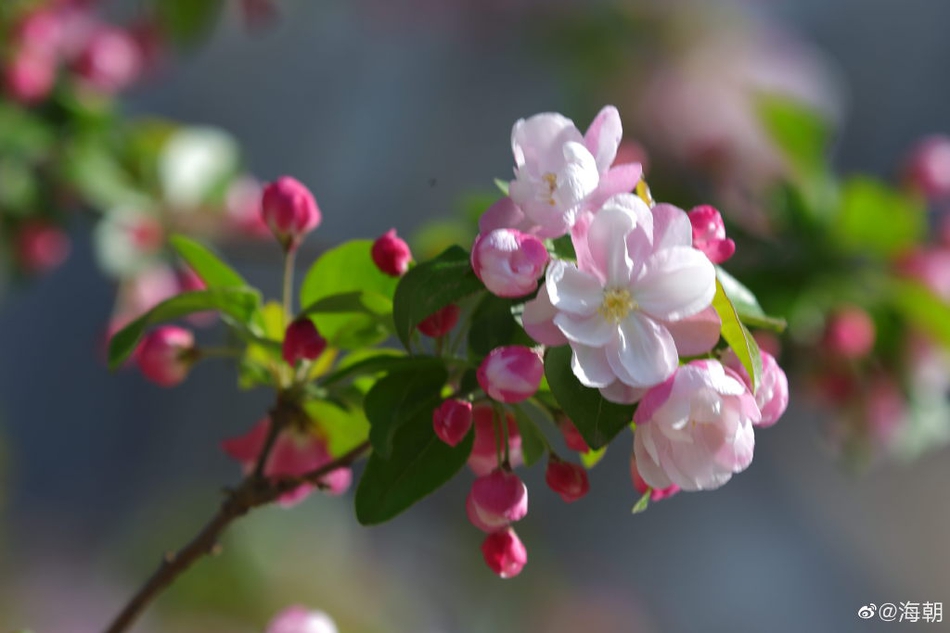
[522,285,569,346]
[221,419,270,466]
[585,163,643,210]
[546,260,602,317]
[586,202,636,286]
[615,313,679,387]
[266,431,329,478]
[634,247,715,321]
[633,374,676,424]
[633,428,675,490]
[662,306,721,356]
[554,312,614,347]
[478,196,532,234]
[571,343,616,388]
[599,380,646,404]
[570,211,605,285]
[583,105,623,173]
[511,113,582,171]
[276,484,314,508]
[651,203,694,251]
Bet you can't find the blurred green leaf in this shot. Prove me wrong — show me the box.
[833,177,925,258]
[468,294,532,357]
[716,267,787,332]
[757,95,829,176]
[392,245,483,349]
[301,290,392,317]
[890,279,950,350]
[580,445,606,469]
[108,288,261,369]
[63,136,147,209]
[493,178,510,196]
[365,361,447,458]
[0,160,38,213]
[355,410,474,525]
[0,103,54,161]
[712,280,763,391]
[631,489,651,514]
[544,345,635,450]
[300,240,398,349]
[170,235,247,288]
[155,0,225,46]
[304,400,371,457]
[511,406,547,467]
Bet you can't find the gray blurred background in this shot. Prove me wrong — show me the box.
[1,1,948,631]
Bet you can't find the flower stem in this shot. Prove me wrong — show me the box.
[282,248,296,328]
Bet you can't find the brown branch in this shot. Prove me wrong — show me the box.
[103,440,371,633]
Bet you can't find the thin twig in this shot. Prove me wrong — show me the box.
[102,440,371,633]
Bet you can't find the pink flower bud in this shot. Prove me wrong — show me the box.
[135,326,195,387]
[559,418,589,453]
[722,349,789,427]
[477,346,544,403]
[688,205,735,264]
[481,527,527,579]
[261,176,321,250]
[545,458,590,503]
[432,398,473,447]
[902,135,950,199]
[466,468,528,532]
[371,228,412,276]
[630,454,679,501]
[471,229,549,298]
[71,27,143,93]
[3,50,56,104]
[468,405,522,475]
[282,319,327,365]
[822,306,875,359]
[15,221,70,274]
[266,605,339,633]
[416,303,460,338]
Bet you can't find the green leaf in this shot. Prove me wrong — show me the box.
[301,290,392,317]
[511,407,547,467]
[711,280,763,391]
[355,413,474,525]
[468,294,533,357]
[631,489,651,514]
[108,288,260,369]
[299,240,398,349]
[543,346,636,450]
[303,400,370,458]
[494,178,510,196]
[392,245,484,348]
[549,235,576,261]
[155,0,225,46]
[716,267,787,332]
[833,177,925,258]
[170,235,247,288]
[364,362,448,459]
[319,353,436,388]
[580,446,606,469]
[757,95,830,177]
[890,279,950,350]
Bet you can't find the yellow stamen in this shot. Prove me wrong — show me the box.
[599,288,637,323]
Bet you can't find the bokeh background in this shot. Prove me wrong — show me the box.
[1,0,949,631]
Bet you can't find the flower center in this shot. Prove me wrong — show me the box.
[542,172,557,205]
[599,288,636,323]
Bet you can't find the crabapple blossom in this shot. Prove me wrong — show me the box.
[630,454,679,501]
[471,228,549,297]
[481,527,527,579]
[3,49,56,104]
[506,106,642,237]
[477,345,544,403]
[633,359,760,491]
[135,326,195,387]
[545,458,590,503]
[282,319,327,365]
[722,349,789,428]
[222,418,351,507]
[688,205,735,264]
[261,177,321,250]
[466,469,528,532]
[72,26,143,93]
[266,606,339,633]
[822,306,875,359]
[902,134,950,199]
[542,194,716,397]
[432,398,473,447]
[371,228,412,276]
[416,303,460,338]
[895,247,950,302]
[15,221,71,273]
[468,405,522,475]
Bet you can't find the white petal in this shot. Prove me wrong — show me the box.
[571,343,616,388]
[554,312,615,347]
[546,260,603,317]
[586,202,637,287]
[614,313,679,387]
[651,203,693,251]
[511,113,580,171]
[600,380,645,404]
[634,247,716,321]
[584,105,623,173]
